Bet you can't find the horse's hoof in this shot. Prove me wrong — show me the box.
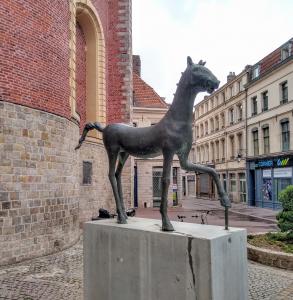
[220,193,231,208]
[162,221,174,232]
[117,217,127,224]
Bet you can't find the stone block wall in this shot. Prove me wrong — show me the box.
[0,101,134,265]
[0,102,80,265]
[78,142,114,224]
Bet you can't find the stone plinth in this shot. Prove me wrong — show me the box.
[84,218,248,300]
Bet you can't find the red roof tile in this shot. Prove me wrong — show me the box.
[133,73,168,108]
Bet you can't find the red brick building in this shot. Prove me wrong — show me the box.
[0,0,133,265]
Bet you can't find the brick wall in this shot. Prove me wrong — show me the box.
[107,0,133,124]
[0,0,133,124]
[0,0,71,118]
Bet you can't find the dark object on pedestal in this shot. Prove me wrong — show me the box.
[92,208,136,221]
[76,56,230,231]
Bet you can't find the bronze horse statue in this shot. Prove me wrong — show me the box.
[75,56,231,231]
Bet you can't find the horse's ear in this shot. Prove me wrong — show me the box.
[187,56,193,66]
[198,60,206,66]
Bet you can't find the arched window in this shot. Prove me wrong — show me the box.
[69,1,106,141]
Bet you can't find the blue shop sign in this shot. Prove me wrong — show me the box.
[255,157,291,169]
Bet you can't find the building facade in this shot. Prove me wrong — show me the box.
[193,71,248,203]
[246,38,293,209]
[193,38,293,208]
[0,0,133,265]
[132,56,182,208]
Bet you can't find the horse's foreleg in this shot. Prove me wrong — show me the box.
[108,150,127,224]
[178,153,231,208]
[160,152,174,231]
[115,152,129,219]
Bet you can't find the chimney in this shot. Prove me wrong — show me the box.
[132,55,141,76]
[227,71,236,82]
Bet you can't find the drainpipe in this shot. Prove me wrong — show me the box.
[244,84,249,206]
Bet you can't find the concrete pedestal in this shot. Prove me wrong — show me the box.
[84,218,248,300]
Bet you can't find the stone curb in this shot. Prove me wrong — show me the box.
[247,237,293,271]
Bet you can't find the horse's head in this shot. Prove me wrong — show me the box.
[185,56,220,94]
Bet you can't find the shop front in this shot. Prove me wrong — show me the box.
[247,155,293,209]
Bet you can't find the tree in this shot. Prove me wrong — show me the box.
[276,185,293,239]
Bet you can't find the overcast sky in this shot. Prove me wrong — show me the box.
[132,0,293,104]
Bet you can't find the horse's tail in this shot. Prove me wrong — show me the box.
[75,122,105,150]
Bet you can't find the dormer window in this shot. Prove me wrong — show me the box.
[281,43,291,61]
[252,65,260,79]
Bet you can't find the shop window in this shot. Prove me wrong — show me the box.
[280,81,288,104]
[229,173,236,192]
[274,178,291,202]
[281,120,290,151]
[252,129,259,156]
[262,91,268,112]
[262,126,270,154]
[262,177,272,202]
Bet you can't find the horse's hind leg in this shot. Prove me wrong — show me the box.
[107,149,127,224]
[115,152,129,219]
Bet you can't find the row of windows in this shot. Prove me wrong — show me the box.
[195,133,244,164]
[250,81,288,116]
[251,120,290,156]
[195,78,245,118]
[195,102,244,138]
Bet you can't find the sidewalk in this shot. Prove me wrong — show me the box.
[183,197,279,223]
[135,197,279,233]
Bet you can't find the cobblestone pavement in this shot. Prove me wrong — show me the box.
[0,238,292,300]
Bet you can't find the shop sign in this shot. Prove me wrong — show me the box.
[255,157,290,168]
[172,184,178,190]
[263,169,272,178]
[274,167,292,178]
